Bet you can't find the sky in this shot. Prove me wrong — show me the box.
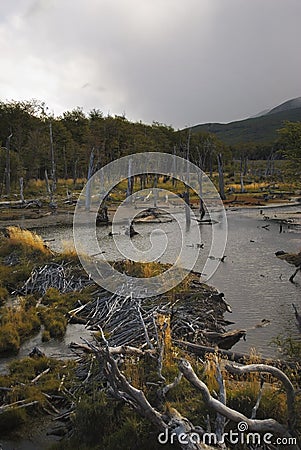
[0,0,301,129]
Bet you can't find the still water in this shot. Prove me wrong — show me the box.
[30,205,301,358]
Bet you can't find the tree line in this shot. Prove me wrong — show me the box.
[0,99,299,196]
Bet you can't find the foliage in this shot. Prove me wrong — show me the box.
[277,121,301,166]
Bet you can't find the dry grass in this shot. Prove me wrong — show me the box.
[6,226,51,254]
[61,239,78,257]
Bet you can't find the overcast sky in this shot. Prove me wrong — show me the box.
[0,0,300,128]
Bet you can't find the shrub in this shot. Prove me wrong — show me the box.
[0,408,27,434]
[0,285,8,305]
[48,318,67,338]
[39,309,67,338]
[0,323,20,354]
[42,330,51,342]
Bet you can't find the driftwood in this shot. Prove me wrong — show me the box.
[69,341,155,356]
[292,303,301,331]
[31,367,50,384]
[68,283,242,351]
[275,250,301,282]
[89,336,216,450]
[0,199,42,208]
[178,359,297,441]
[225,363,297,435]
[77,335,299,450]
[0,399,39,414]
[202,329,246,350]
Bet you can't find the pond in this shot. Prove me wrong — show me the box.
[29,205,301,359]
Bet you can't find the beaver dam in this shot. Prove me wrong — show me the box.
[0,227,300,450]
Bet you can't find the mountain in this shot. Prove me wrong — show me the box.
[191,97,301,145]
[265,97,301,116]
[250,108,270,118]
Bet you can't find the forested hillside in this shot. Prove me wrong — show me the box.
[191,106,301,144]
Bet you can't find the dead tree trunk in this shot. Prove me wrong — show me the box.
[5,133,13,196]
[225,363,297,436]
[179,359,297,443]
[243,156,248,176]
[63,145,68,180]
[172,145,177,187]
[153,174,158,208]
[239,157,246,193]
[85,148,95,212]
[217,153,226,200]
[44,169,52,203]
[49,123,56,197]
[73,158,78,186]
[19,177,24,203]
[126,157,133,201]
[198,161,205,219]
[185,129,191,229]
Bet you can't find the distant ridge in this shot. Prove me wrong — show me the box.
[265,97,301,116]
[191,97,301,145]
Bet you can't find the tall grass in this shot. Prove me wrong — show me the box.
[6,226,50,254]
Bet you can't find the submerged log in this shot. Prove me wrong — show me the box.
[275,250,301,282]
[202,329,246,350]
[292,303,301,331]
[125,222,139,237]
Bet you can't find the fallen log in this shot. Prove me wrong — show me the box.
[292,303,301,331]
[173,340,298,369]
[225,363,297,435]
[178,359,297,444]
[202,329,246,350]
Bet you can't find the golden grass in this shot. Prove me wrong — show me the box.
[61,239,78,257]
[6,226,50,254]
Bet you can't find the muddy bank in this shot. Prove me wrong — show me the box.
[1,195,300,230]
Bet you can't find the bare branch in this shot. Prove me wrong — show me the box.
[225,363,296,433]
[178,359,290,437]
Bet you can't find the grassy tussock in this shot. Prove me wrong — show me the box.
[0,298,40,355]
[6,226,51,254]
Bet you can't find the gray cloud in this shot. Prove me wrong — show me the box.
[0,0,300,128]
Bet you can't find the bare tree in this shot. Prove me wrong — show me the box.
[217,153,226,200]
[5,132,13,196]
